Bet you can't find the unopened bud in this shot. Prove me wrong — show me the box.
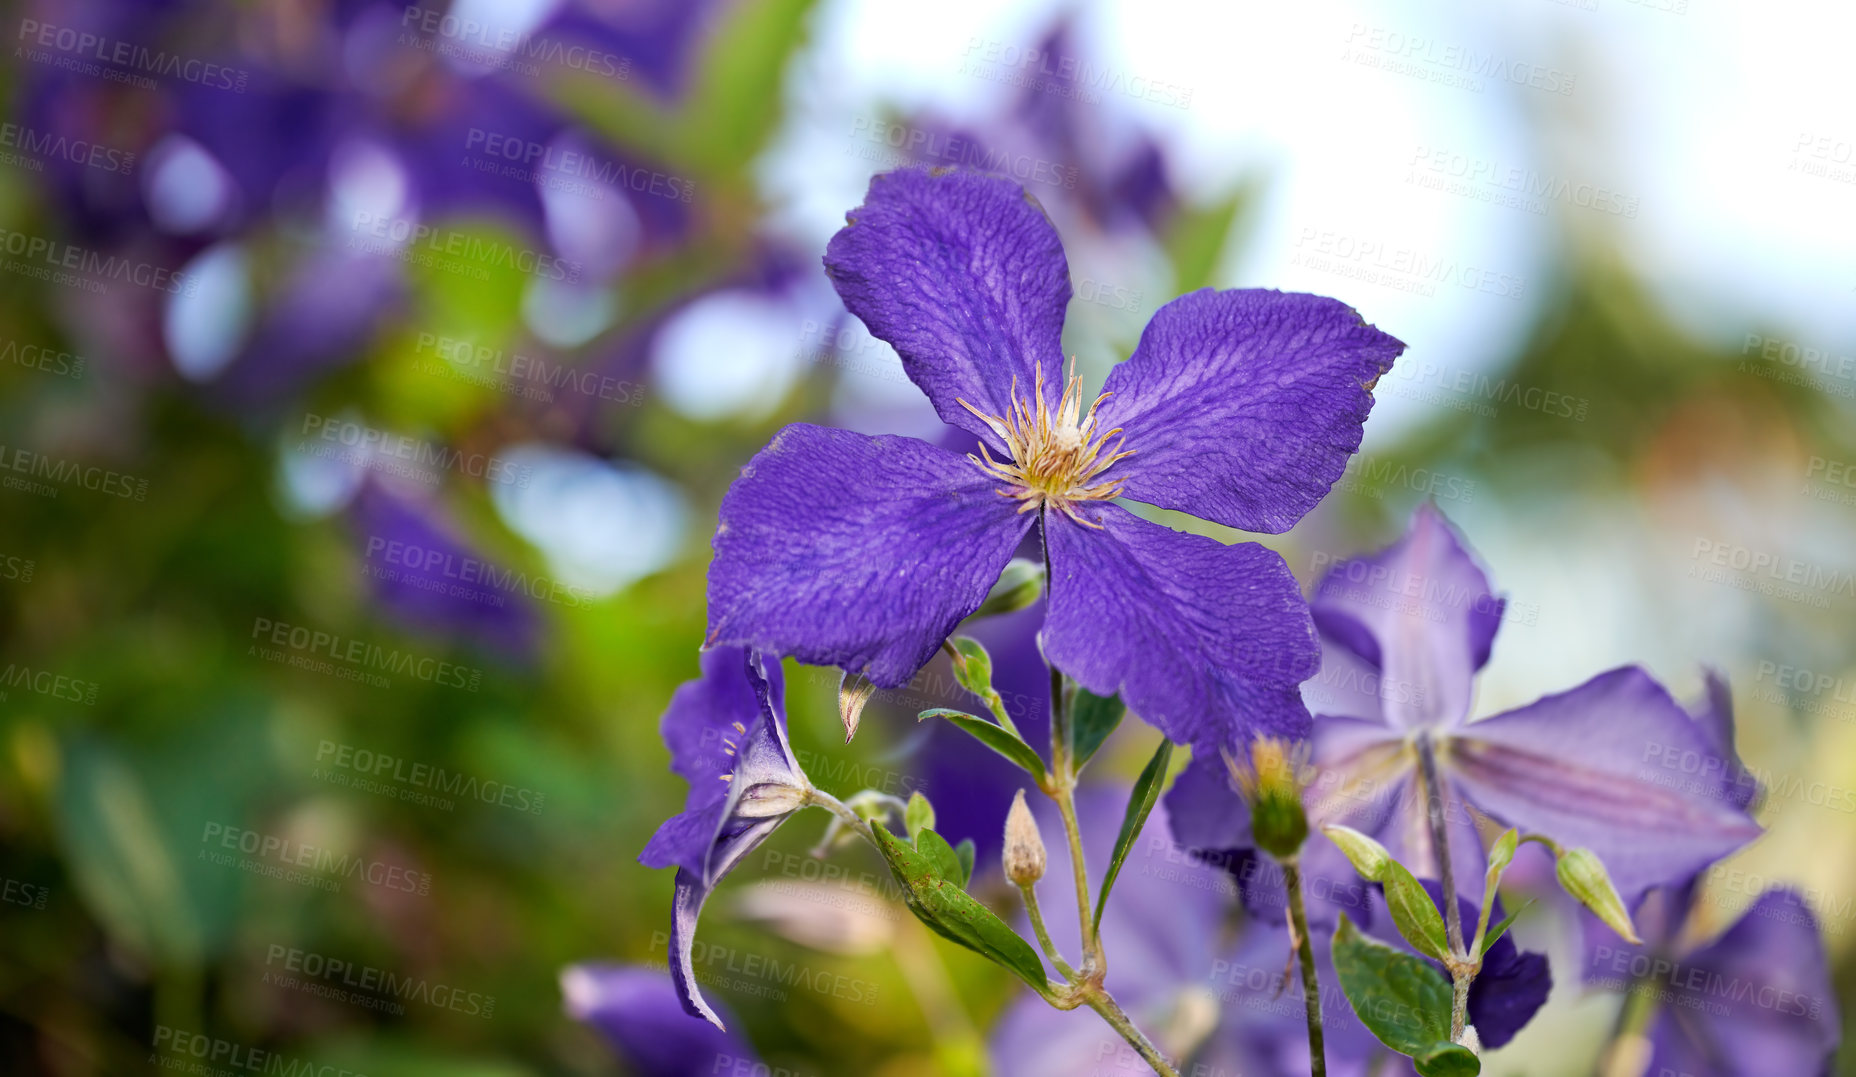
[1556,846,1641,944]
[1003,789,1046,885]
[968,559,1045,620]
[838,670,876,743]
[1323,824,1391,881]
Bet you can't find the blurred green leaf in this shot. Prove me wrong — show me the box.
[1164,178,1259,294]
[918,709,1046,780]
[1480,900,1533,957]
[1414,1040,1481,1077]
[1069,689,1123,770]
[681,0,819,179]
[904,789,935,842]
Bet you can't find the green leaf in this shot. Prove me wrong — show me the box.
[1330,914,1454,1058]
[953,838,977,887]
[1414,1041,1482,1077]
[869,823,1049,994]
[918,709,1047,780]
[905,790,936,841]
[1381,859,1452,963]
[679,0,819,178]
[1092,738,1173,931]
[1480,900,1534,956]
[916,828,964,885]
[1070,689,1125,769]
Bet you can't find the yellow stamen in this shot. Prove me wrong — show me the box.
[956,358,1135,528]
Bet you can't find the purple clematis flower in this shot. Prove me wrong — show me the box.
[561,964,761,1076]
[707,167,1404,747]
[1580,885,1840,1075]
[638,646,810,1028]
[1175,502,1762,902]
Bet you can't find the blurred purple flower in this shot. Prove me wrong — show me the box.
[639,647,808,1028]
[707,167,1403,748]
[347,482,540,658]
[561,964,760,1076]
[1172,503,1761,902]
[1581,886,1839,1075]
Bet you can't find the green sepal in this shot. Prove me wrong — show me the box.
[1070,689,1125,770]
[1330,914,1455,1058]
[1092,738,1173,931]
[918,709,1047,780]
[869,822,1049,996]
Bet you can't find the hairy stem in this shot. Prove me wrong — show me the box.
[1017,881,1078,981]
[1081,985,1180,1077]
[1414,734,1478,1040]
[1281,857,1328,1077]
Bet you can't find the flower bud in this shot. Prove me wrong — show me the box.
[968,558,1045,620]
[1555,846,1642,944]
[1002,789,1047,885]
[838,670,876,743]
[1229,738,1309,859]
[1323,824,1391,881]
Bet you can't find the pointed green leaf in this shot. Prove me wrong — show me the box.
[1092,738,1173,931]
[1163,179,1258,294]
[679,0,818,177]
[1070,689,1125,769]
[869,823,1049,995]
[1480,900,1534,957]
[905,790,936,841]
[953,838,977,887]
[1381,859,1452,963]
[1330,914,1454,1058]
[918,709,1047,780]
[1414,1041,1481,1077]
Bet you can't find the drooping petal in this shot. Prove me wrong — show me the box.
[1043,506,1317,746]
[668,868,727,1028]
[1446,667,1762,901]
[823,168,1071,442]
[1311,504,1504,731]
[640,649,799,877]
[1095,289,1403,534]
[707,424,1032,687]
[1685,667,1761,812]
[560,964,756,1075]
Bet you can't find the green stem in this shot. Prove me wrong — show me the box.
[1080,985,1180,1077]
[1047,662,1098,970]
[1017,881,1077,981]
[1281,857,1327,1077]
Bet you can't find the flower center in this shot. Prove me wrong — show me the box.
[958,360,1134,527]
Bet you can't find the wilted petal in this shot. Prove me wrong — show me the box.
[1096,289,1402,534]
[1311,504,1503,731]
[823,168,1071,443]
[1447,667,1762,900]
[708,424,1030,686]
[561,963,755,1074]
[1043,506,1316,746]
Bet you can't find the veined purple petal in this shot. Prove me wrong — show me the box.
[1096,289,1402,534]
[823,169,1071,443]
[1311,504,1503,731]
[1447,666,1762,901]
[1043,506,1317,746]
[561,964,755,1075]
[707,424,1031,687]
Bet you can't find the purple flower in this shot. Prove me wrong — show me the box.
[1580,886,1840,1075]
[1285,502,1758,901]
[561,964,760,1076]
[638,647,809,1028]
[706,167,1403,747]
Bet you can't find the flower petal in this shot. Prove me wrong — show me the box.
[823,168,1071,441]
[561,964,755,1075]
[1311,503,1503,730]
[1447,667,1763,900]
[1043,506,1316,746]
[1096,289,1403,534]
[707,424,1032,687]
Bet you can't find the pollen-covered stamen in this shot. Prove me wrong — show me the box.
[957,359,1135,528]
